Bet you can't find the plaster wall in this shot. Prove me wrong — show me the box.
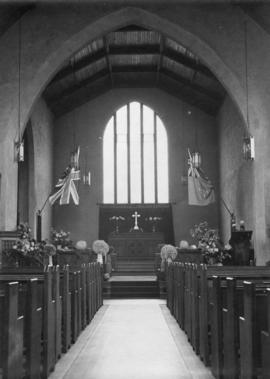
[218,96,254,249]
[54,88,218,246]
[30,97,54,240]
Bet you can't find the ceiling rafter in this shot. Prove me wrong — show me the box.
[52,48,107,83]
[44,27,225,117]
[45,68,110,102]
[160,67,222,103]
[50,74,217,118]
[103,36,114,88]
[46,66,219,110]
[156,35,164,84]
[49,44,214,87]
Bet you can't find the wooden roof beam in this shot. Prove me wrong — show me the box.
[49,43,214,87]
[47,68,221,113]
[156,35,164,84]
[160,67,222,103]
[103,36,114,87]
[45,68,110,102]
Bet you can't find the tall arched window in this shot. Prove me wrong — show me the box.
[103,102,168,204]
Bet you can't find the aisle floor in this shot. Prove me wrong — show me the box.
[49,299,214,379]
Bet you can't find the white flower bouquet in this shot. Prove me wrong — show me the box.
[92,240,109,256]
[160,244,178,261]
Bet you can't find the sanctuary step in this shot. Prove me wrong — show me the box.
[114,259,155,275]
[103,275,159,299]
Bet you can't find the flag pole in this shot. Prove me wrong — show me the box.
[219,196,235,232]
[36,193,51,242]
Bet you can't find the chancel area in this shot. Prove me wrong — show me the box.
[1,1,270,378]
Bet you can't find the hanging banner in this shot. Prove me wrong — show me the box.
[49,167,80,205]
[188,150,215,206]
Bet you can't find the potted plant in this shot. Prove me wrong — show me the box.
[51,228,73,250]
[3,223,56,267]
[190,221,231,265]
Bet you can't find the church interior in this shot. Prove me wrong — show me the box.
[1,1,270,378]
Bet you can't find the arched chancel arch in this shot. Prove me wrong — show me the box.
[0,4,267,263]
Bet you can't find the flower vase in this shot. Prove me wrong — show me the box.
[48,256,53,266]
[97,253,103,264]
[208,257,216,265]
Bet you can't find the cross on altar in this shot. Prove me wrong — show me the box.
[132,211,141,230]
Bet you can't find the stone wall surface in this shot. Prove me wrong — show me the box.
[54,88,218,246]
[30,98,54,240]
[218,96,254,249]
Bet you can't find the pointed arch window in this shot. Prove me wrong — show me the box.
[103,102,169,204]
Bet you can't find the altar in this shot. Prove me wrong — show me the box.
[108,231,164,260]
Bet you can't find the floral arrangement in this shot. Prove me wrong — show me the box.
[92,240,109,256]
[160,244,178,261]
[159,244,177,272]
[190,221,231,264]
[51,228,72,249]
[4,223,56,266]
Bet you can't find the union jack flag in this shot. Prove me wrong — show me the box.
[49,167,80,205]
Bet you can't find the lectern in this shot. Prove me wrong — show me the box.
[229,231,253,265]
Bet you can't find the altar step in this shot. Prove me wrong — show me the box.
[103,276,159,299]
[115,260,155,274]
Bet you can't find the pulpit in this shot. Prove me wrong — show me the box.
[108,231,164,260]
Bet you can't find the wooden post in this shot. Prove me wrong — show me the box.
[71,271,78,342]
[43,266,56,378]
[239,281,255,379]
[191,264,199,354]
[223,277,238,379]
[53,266,62,360]
[199,264,210,365]
[210,276,223,378]
[62,265,71,352]
[179,263,185,329]
[81,264,87,329]
[25,278,42,379]
[261,288,270,379]
[77,270,82,334]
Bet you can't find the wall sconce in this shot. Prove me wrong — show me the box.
[15,140,24,162]
[83,171,91,186]
[243,136,255,160]
[191,151,202,168]
[70,146,80,169]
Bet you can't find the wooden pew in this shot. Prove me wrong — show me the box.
[206,276,269,379]
[261,289,270,379]
[166,263,270,375]
[197,265,270,366]
[0,268,56,379]
[1,282,24,379]
[0,262,103,379]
